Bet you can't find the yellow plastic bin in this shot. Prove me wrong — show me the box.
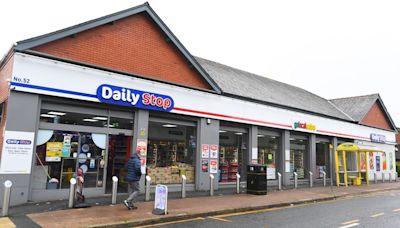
[353,177,362,186]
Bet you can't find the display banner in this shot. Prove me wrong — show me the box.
[46,142,63,162]
[0,131,35,174]
[210,159,218,174]
[136,139,148,174]
[153,185,168,215]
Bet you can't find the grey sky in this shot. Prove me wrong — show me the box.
[1,0,399,126]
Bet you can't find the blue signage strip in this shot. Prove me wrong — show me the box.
[370,133,386,143]
[96,84,174,112]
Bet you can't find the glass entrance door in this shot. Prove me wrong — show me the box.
[106,135,133,193]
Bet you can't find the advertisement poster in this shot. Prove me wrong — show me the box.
[137,139,147,174]
[376,156,381,172]
[0,131,35,174]
[267,165,276,180]
[46,142,63,162]
[210,144,218,159]
[382,152,387,171]
[369,152,374,170]
[154,185,168,214]
[61,135,71,157]
[210,159,218,174]
[201,159,209,172]
[360,152,366,172]
[201,144,210,158]
[389,153,394,171]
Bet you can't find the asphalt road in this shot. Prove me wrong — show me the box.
[139,190,400,228]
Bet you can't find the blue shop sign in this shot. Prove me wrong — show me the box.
[370,133,386,143]
[96,84,174,112]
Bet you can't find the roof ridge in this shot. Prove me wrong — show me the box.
[330,93,379,101]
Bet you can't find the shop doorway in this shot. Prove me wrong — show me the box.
[316,141,331,178]
[106,134,133,193]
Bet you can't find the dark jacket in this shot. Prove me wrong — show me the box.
[125,154,141,182]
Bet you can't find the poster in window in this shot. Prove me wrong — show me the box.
[46,142,63,162]
[360,152,366,172]
[61,135,71,157]
[210,159,218,174]
[210,144,218,159]
[376,156,381,172]
[369,152,374,170]
[382,152,387,171]
[201,144,210,158]
[201,159,209,172]
[0,131,35,174]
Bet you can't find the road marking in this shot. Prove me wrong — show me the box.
[134,217,205,228]
[370,213,384,218]
[208,216,232,222]
[341,219,359,225]
[393,208,400,212]
[338,223,359,228]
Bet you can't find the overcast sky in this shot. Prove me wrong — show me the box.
[1,0,400,126]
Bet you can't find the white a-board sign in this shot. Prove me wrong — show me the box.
[153,184,168,215]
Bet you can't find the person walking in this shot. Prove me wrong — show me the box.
[124,151,142,210]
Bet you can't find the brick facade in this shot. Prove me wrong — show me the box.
[33,13,212,90]
[0,55,13,154]
[361,101,393,130]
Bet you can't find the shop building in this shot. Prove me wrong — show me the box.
[0,3,397,205]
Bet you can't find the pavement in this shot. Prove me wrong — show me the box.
[11,181,399,228]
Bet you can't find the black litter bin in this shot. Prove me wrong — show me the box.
[247,164,267,195]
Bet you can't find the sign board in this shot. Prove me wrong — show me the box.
[153,185,168,215]
[267,167,276,180]
[210,159,218,174]
[201,144,210,158]
[210,144,218,159]
[370,133,386,143]
[96,84,174,112]
[46,142,63,162]
[0,131,35,174]
[201,159,209,172]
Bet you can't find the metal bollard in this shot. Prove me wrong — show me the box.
[236,173,241,194]
[309,171,313,188]
[181,175,187,198]
[68,178,76,208]
[210,174,215,196]
[382,172,385,183]
[111,176,118,205]
[374,172,377,184]
[389,172,393,183]
[145,175,151,201]
[321,171,326,187]
[396,172,398,182]
[277,172,282,191]
[2,180,13,217]
[294,172,298,189]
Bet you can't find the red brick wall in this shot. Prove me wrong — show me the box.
[33,13,212,90]
[0,55,13,154]
[396,130,400,144]
[361,102,393,130]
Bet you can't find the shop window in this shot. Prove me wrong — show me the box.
[316,142,330,178]
[147,121,196,184]
[290,138,307,179]
[219,130,248,182]
[107,135,132,193]
[258,135,280,180]
[33,130,106,190]
[109,117,133,130]
[40,108,109,128]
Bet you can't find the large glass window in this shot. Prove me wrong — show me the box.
[258,134,280,180]
[316,141,330,178]
[290,138,307,179]
[147,121,196,184]
[34,130,106,189]
[219,130,248,182]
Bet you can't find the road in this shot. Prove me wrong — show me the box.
[137,190,400,228]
